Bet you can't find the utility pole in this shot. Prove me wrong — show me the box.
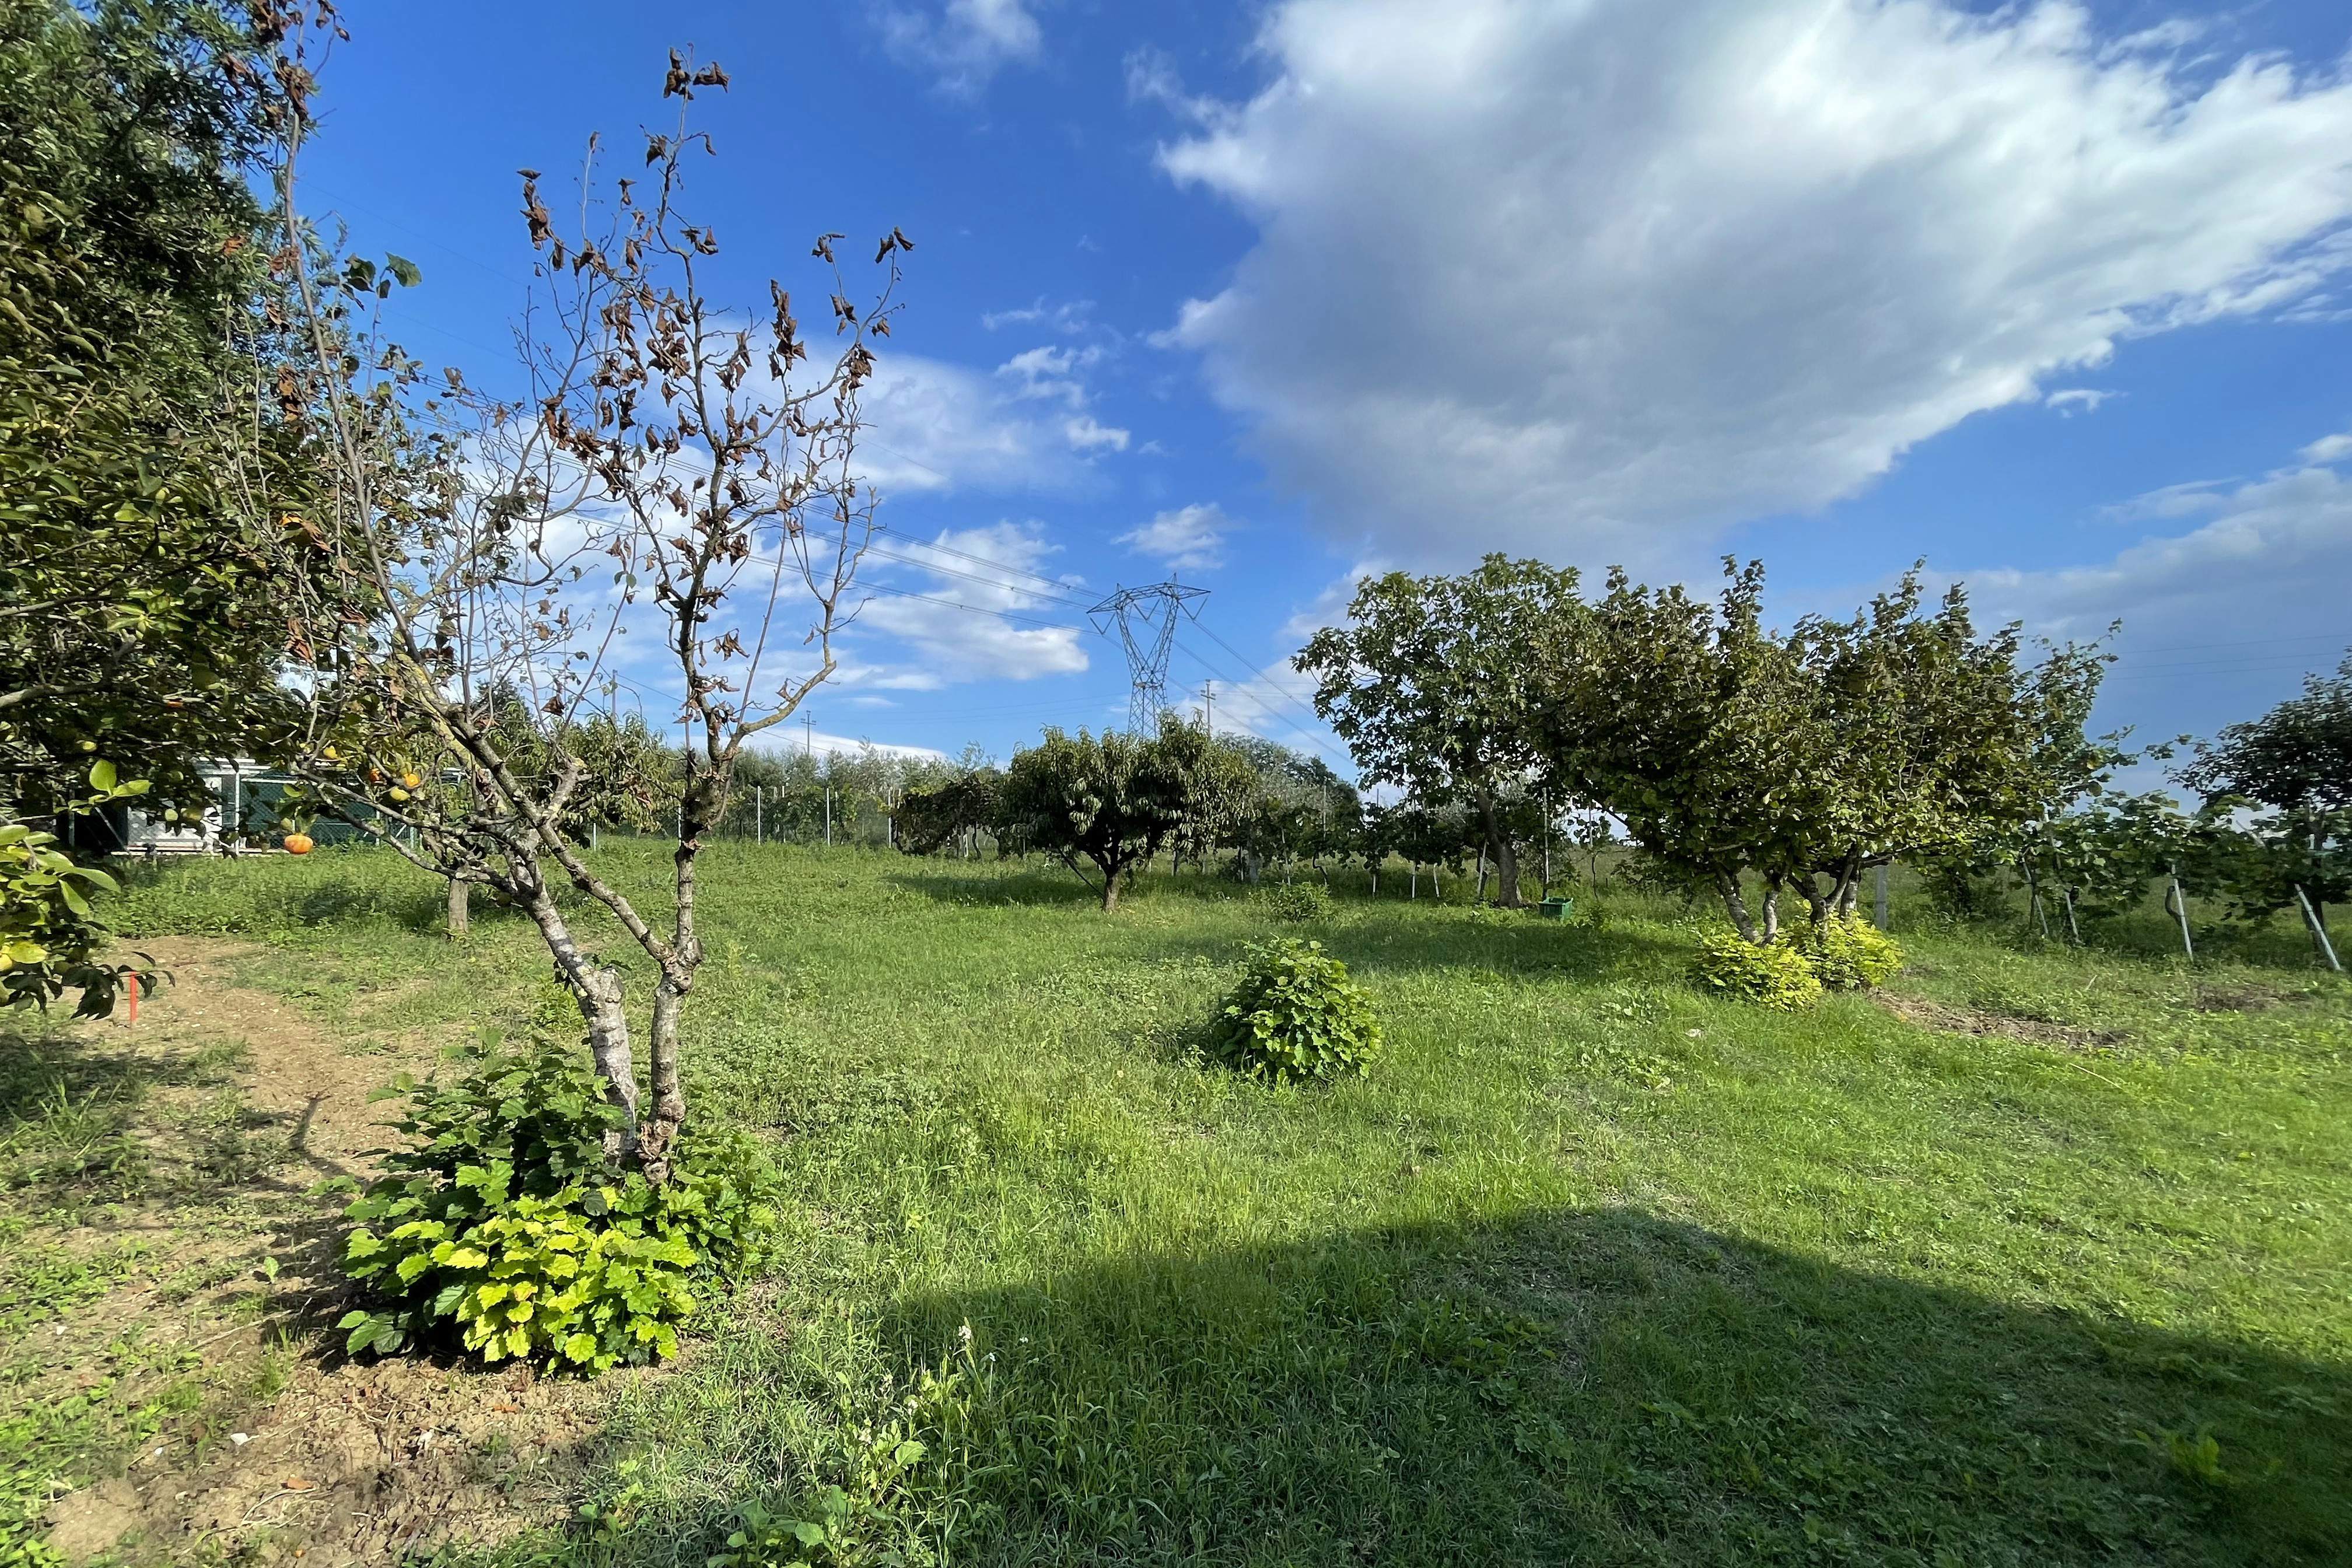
[1203,680,1214,737]
[803,713,814,758]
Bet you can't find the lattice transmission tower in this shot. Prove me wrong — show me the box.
[1089,581,1209,733]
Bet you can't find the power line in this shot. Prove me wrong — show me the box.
[861,543,1093,610]
[855,583,1086,634]
[870,524,1077,594]
[2117,631,2350,658]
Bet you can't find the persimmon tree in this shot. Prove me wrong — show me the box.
[247,25,905,1178]
[0,0,290,833]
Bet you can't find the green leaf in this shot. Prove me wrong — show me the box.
[88,760,116,792]
[386,254,422,288]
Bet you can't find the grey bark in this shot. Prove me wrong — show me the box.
[519,877,639,1161]
[1717,871,1761,944]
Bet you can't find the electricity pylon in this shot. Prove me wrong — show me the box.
[1089,580,1208,733]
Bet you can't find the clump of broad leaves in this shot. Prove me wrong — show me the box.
[331,1034,776,1373]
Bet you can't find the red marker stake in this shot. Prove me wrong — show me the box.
[124,974,138,1027]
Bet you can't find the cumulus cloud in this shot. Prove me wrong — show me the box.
[849,521,1091,689]
[1966,446,2352,737]
[1153,0,2352,563]
[1119,503,1233,570]
[856,352,1126,495]
[880,0,1042,94]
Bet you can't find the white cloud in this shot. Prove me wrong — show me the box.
[787,730,948,763]
[2301,430,2352,464]
[1968,446,2352,737]
[880,0,1041,95]
[1064,416,1131,453]
[1119,502,1233,570]
[1153,0,2352,564]
[857,352,1126,495]
[849,521,1091,688]
[2045,388,2117,415]
[982,298,1098,334]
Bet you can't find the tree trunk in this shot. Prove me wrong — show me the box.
[446,876,470,936]
[1798,874,1832,932]
[1473,791,1524,908]
[638,971,689,1184]
[1099,863,1120,911]
[640,787,705,1184]
[519,878,639,1162]
[1760,875,1783,943]
[1716,871,1760,944]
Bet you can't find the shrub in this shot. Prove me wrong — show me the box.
[1688,934,1822,1010]
[1255,882,1334,922]
[332,1034,777,1373]
[1208,937,1383,1081]
[1790,915,1905,990]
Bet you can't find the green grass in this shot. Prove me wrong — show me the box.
[47,844,2352,1563]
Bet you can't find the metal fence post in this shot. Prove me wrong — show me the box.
[2294,884,2341,972]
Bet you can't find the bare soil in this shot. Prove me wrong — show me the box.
[26,938,611,1567]
[1872,988,2126,1054]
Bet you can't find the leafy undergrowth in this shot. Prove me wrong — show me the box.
[22,844,2344,1565]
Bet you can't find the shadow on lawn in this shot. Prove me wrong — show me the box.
[554,1208,2348,1568]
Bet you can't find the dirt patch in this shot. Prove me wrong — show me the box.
[1874,989,2124,1054]
[49,1358,607,1566]
[2190,983,2281,1014]
[19,937,611,1566]
[119,936,410,1185]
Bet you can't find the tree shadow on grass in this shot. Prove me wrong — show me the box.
[562,1207,2348,1568]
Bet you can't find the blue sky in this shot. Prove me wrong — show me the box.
[303,0,2352,772]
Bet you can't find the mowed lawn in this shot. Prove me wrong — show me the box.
[30,843,2352,1564]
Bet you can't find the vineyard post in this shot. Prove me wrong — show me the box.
[2294,884,2342,972]
[2166,866,2196,960]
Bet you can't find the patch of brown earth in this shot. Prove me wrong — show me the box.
[2189,983,2281,1014]
[115,935,411,1184]
[24,937,610,1566]
[1873,989,2124,1054]
[45,1356,608,1567]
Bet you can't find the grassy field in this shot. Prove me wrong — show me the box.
[6,842,2350,1566]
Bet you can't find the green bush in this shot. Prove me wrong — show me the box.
[331,1035,777,1373]
[1255,881,1334,922]
[1208,937,1383,1081]
[1790,915,1905,990]
[1688,933,1823,1010]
